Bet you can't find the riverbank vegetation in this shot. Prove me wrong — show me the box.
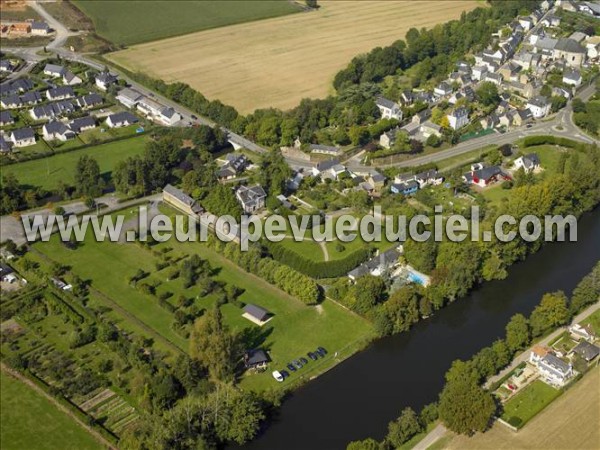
[347,262,600,448]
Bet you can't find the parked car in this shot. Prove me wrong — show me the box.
[299,357,308,365]
[280,370,290,379]
[287,363,297,372]
[272,370,284,382]
[316,347,327,356]
[307,352,318,361]
[293,359,303,369]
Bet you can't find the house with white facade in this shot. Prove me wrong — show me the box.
[447,107,469,130]
[527,96,551,119]
[529,346,573,387]
[375,97,403,120]
[10,127,36,147]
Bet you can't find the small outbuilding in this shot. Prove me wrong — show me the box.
[242,303,272,326]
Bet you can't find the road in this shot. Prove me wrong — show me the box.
[0,193,160,245]
[3,2,598,174]
[416,300,600,450]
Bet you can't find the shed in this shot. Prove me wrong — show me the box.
[243,304,272,325]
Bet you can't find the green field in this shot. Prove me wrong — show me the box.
[31,205,375,391]
[0,371,103,450]
[501,380,562,428]
[3,136,148,191]
[73,0,301,46]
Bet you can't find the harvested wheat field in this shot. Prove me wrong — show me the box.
[443,367,600,450]
[108,0,480,113]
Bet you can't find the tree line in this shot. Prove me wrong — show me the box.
[347,262,600,449]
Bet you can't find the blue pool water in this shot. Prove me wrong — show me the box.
[408,271,426,285]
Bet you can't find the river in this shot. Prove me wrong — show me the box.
[241,209,600,450]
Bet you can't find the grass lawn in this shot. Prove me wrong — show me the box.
[0,371,103,450]
[580,309,600,335]
[153,235,376,392]
[32,226,188,351]
[73,0,301,46]
[501,380,561,429]
[3,135,148,191]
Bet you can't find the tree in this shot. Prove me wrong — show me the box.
[550,95,567,113]
[529,291,569,337]
[349,125,371,146]
[476,81,500,107]
[190,307,238,382]
[347,438,381,450]
[387,407,423,447]
[438,364,495,435]
[403,238,438,273]
[305,0,318,8]
[74,155,102,197]
[505,314,530,352]
[569,262,600,315]
[351,275,386,314]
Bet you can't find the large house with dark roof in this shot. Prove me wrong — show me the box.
[10,127,36,147]
[462,163,509,187]
[105,111,139,128]
[236,185,267,213]
[529,346,573,386]
[162,184,204,216]
[375,97,402,120]
[43,121,76,141]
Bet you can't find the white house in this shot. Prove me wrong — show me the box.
[514,153,540,173]
[447,107,469,130]
[375,97,403,120]
[157,107,181,126]
[434,82,453,97]
[529,346,573,387]
[235,185,267,213]
[527,96,551,119]
[10,128,36,147]
[569,323,597,342]
[95,72,118,91]
[69,116,97,133]
[46,86,74,101]
[30,21,50,35]
[43,63,65,78]
[116,87,144,108]
[62,70,83,86]
[105,111,139,128]
[563,69,582,87]
[310,144,343,156]
[43,121,76,141]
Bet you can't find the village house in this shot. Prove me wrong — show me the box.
[348,248,401,281]
[462,163,508,187]
[243,349,269,369]
[570,341,600,362]
[8,22,31,34]
[529,346,573,387]
[217,154,247,180]
[157,107,181,126]
[30,21,50,35]
[484,72,504,86]
[310,143,342,157]
[10,127,36,147]
[311,159,339,177]
[116,87,144,108]
[391,179,419,195]
[69,116,96,134]
[379,128,398,149]
[540,14,561,27]
[471,65,488,81]
[236,185,267,214]
[563,69,582,87]
[0,95,22,109]
[30,101,76,121]
[365,171,387,194]
[514,153,540,173]
[434,82,453,98]
[0,60,15,73]
[553,38,587,67]
[62,70,83,86]
[95,72,118,91]
[42,121,76,141]
[415,169,443,188]
[43,63,65,78]
[21,91,42,105]
[0,110,14,126]
[76,93,103,109]
[162,184,203,216]
[375,97,403,120]
[46,86,75,101]
[527,95,551,119]
[0,136,11,153]
[447,107,469,130]
[569,323,597,342]
[105,111,139,128]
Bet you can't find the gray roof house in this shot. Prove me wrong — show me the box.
[310,144,342,156]
[76,93,103,109]
[46,86,75,101]
[69,116,96,133]
[236,185,267,214]
[0,110,14,126]
[43,63,65,77]
[106,111,139,128]
[571,341,600,362]
[348,248,400,281]
[43,121,76,141]
[243,349,269,369]
[10,127,36,147]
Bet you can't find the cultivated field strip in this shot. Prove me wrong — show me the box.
[109,0,480,113]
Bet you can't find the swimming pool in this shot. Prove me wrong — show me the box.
[407,271,427,285]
